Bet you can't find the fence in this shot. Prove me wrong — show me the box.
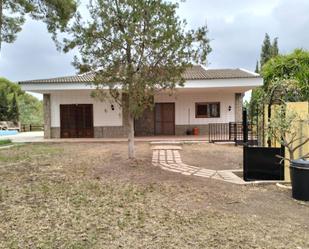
[209,122,258,144]
[21,124,44,132]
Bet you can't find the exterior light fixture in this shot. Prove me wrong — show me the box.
[111,104,115,111]
[228,106,232,111]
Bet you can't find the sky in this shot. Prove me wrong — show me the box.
[1,0,309,99]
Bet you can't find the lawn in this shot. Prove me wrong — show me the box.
[0,143,308,249]
[0,139,12,147]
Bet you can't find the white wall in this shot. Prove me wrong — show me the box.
[154,90,236,125]
[50,90,122,127]
[50,89,238,127]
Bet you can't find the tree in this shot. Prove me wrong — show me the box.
[64,0,211,158]
[260,33,272,67]
[260,33,279,67]
[267,105,309,162]
[0,0,77,50]
[0,77,43,124]
[0,88,8,120]
[9,93,19,122]
[250,34,280,130]
[18,95,43,125]
[271,37,279,57]
[255,60,259,73]
[262,49,309,100]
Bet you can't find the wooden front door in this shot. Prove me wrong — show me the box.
[60,104,94,138]
[155,103,175,135]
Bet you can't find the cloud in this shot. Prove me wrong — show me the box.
[178,0,309,70]
[0,0,308,84]
[0,18,76,82]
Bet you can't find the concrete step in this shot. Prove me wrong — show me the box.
[150,141,183,145]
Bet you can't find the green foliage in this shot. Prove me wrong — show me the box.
[0,0,77,49]
[64,0,211,118]
[18,93,43,125]
[248,86,265,119]
[260,33,272,67]
[271,37,279,57]
[8,93,19,122]
[267,105,309,161]
[0,139,11,146]
[260,33,279,67]
[0,88,9,120]
[262,49,309,101]
[265,79,303,104]
[255,60,259,73]
[63,0,211,157]
[250,33,280,116]
[0,77,43,124]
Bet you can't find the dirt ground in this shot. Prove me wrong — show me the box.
[181,143,243,170]
[0,142,308,249]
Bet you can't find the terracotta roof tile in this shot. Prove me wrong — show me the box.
[19,65,260,84]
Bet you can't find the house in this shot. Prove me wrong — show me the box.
[19,65,263,139]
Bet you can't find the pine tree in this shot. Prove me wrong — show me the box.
[63,0,211,158]
[271,37,279,57]
[260,33,272,66]
[255,60,259,73]
[0,89,9,121]
[0,0,77,51]
[9,93,19,122]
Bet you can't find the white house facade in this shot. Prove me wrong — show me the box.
[19,65,263,138]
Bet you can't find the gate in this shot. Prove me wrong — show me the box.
[243,146,285,181]
[242,108,285,181]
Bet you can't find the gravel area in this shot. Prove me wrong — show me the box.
[181,143,243,170]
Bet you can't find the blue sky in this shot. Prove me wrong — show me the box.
[1,0,309,99]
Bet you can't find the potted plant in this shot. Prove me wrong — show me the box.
[267,105,309,201]
[186,128,192,135]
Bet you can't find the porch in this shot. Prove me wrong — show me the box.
[2,131,210,143]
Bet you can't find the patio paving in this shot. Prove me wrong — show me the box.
[152,145,246,184]
[0,131,44,143]
[0,132,210,143]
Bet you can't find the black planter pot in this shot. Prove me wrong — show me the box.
[290,159,309,201]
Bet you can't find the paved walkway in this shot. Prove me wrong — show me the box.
[0,132,210,143]
[152,145,246,185]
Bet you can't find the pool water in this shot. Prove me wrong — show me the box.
[0,130,19,136]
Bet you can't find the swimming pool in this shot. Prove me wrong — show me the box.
[0,130,19,136]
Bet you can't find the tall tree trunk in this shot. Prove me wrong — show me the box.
[128,111,135,159]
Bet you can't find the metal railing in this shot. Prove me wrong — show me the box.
[209,122,258,144]
[21,124,44,132]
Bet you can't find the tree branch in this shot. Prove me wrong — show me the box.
[292,138,309,152]
[275,154,291,164]
[299,152,309,160]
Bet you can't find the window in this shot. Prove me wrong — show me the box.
[195,102,220,118]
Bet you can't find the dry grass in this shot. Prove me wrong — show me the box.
[181,143,243,170]
[0,143,308,249]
